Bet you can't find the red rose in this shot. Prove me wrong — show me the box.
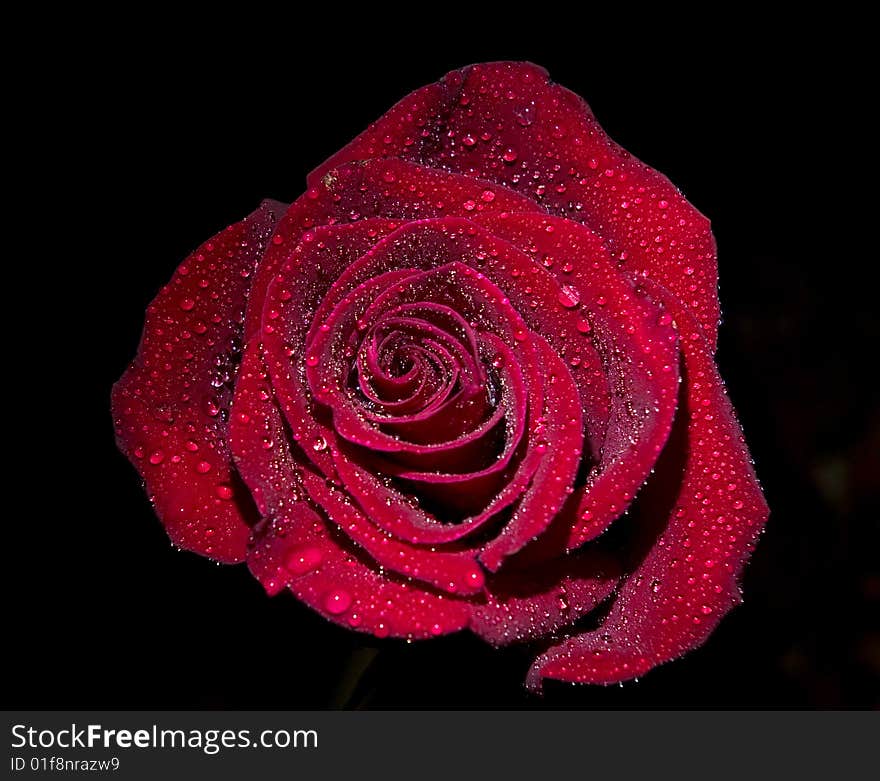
[112,61,768,690]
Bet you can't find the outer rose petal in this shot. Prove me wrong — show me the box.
[248,508,472,640]
[526,289,768,690]
[112,200,286,562]
[470,550,620,646]
[244,156,541,344]
[309,61,719,346]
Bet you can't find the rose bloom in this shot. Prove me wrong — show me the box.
[112,62,768,690]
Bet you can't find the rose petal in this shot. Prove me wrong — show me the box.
[309,61,719,346]
[478,336,582,571]
[261,219,404,479]
[471,550,620,646]
[526,290,768,690]
[473,211,680,551]
[230,343,484,604]
[299,469,486,597]
[244,155,541,343]
[248,506,472,640]
[231,341,475,627]
[112,199,285,562]
[229,341,303,517]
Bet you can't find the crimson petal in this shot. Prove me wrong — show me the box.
[473,211,680,551]
[309,61,719,347]
[479,337,583,571]
[244,155,541,343]
[248,505,472,640]
[471,550,620,646]
[526,287,768,690]
[112,200,285,562]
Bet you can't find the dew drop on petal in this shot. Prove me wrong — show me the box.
[558,285,580,308]
[285,545,324,576]
[323,588,352,615]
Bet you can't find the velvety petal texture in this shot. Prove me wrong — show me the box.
[113,62,768,689]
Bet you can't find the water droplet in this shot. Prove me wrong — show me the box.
[558,285,580,308]
[285,545,323,576]
[215,484,234,500]
[514,104,535,126]
[195,460,212,474]
[502,148,518,163]
[481,189,495,203]
[313,436,328,452]
[148,449,165,465]
[306,355,319,367]
[323,588,352,615]
[179,298,195,311]
[577,319,592,334]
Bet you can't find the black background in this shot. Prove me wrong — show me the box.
[11,20,876,708]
